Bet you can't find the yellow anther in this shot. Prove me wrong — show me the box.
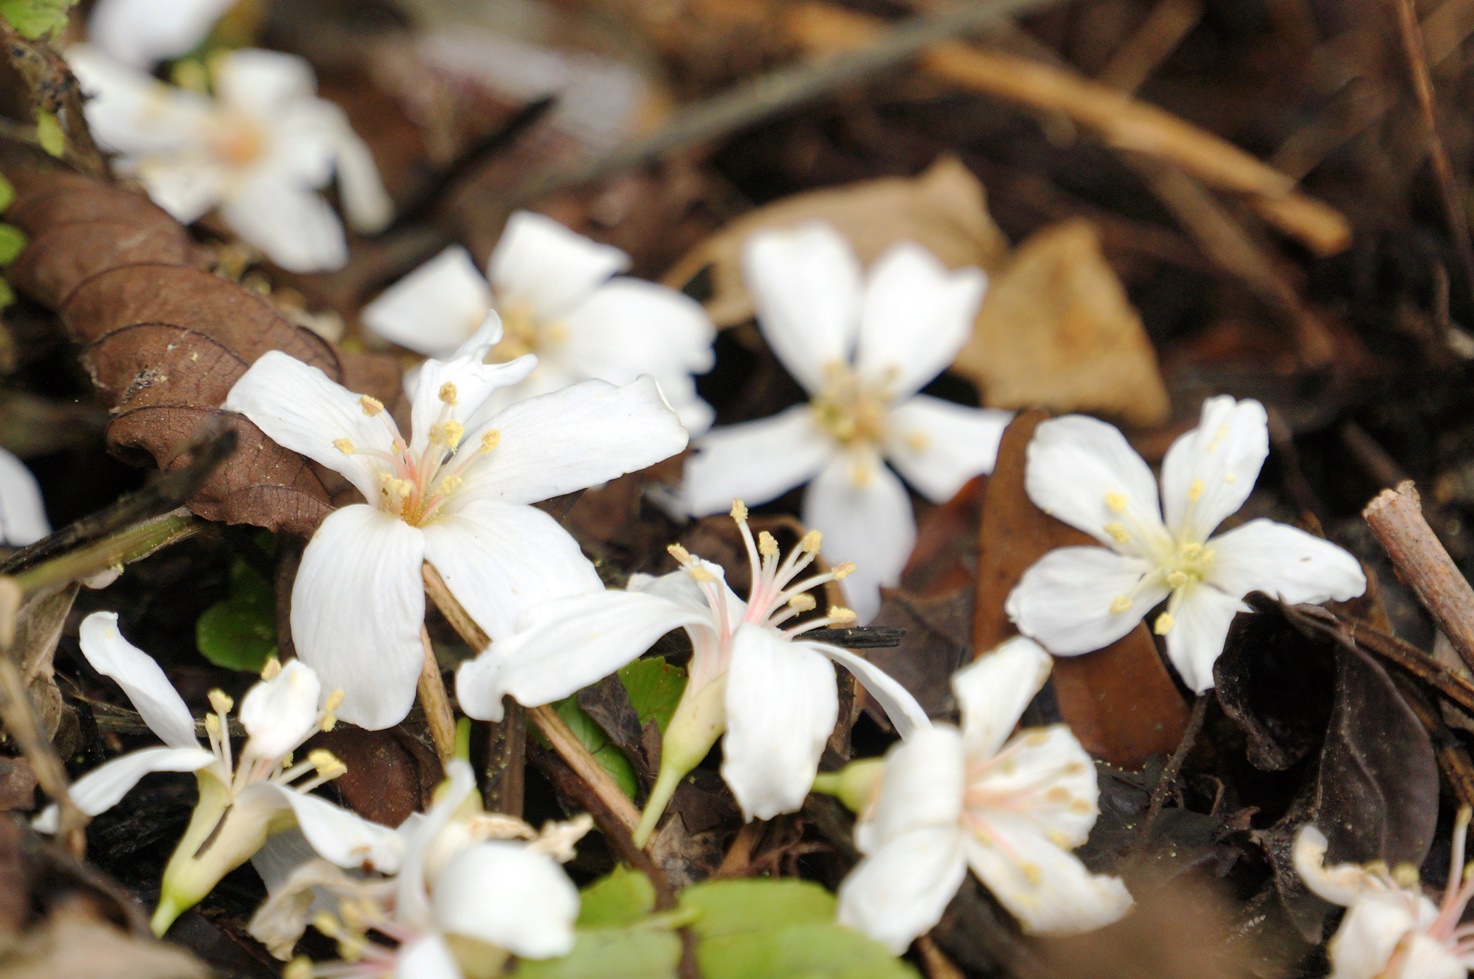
[800,530,823,554]
[320,690,344,731]
[828,606,857,624]
[311,911,341,938]
[1064,762,1087,776]
[1105,491,1127,513]
[332,437,355,456]
[1366,860,1390,876]
[208,689,234,715]
[787,593,817,612]
[358,395,384,417]
[1154,612,1175,635]
[1046,786,1071,804]
[204,713,221,738]
[667,543,692,563]
[1069,799,1092,814]
[1392,864,1420,888]
[284,958,314,979]
[260,658,282,681]
[1188,479,1205,501]
[1109,595,1133,614]
[832,561,856,580]
[479,429,501,453]
[438,382,459,405]
[1180,542,1205,559]
[689,566,715,583]
[1025,731,1050,747]
[1167,570,1189,589]
[730,500,749,521]
[1048,829,1071,848]
[905,431,929,452]
[430,420,464,449]
[389,478,414,499]
[1103,522,1130,544]
[308,749,346,778]
[757,531,779,558]
[436,475,463,495]
[1020,862,1044,886]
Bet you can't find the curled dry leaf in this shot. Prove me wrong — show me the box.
[954,219,1171,428]
[0,152,404,537]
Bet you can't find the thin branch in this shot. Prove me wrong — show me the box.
[417,626,457,767]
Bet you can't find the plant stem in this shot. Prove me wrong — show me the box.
[10,507,203,598]
[418,627,458,767]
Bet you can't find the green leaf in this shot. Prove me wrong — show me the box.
[680,879,836,938]
[511,927,681,979]
[0,174,15,213]
[0,277,14,310]
[553,697,638,798]
[0,225,27,265]
[34,109,63,158]
[618,657,686,735]
[577,867,657,929]
[196,560,276,672]
[0,0,79,39]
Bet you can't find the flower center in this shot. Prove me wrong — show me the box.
[809,363,891,448]
[489,303,566,363]
[213,113,269,168]
[202,665,346,799]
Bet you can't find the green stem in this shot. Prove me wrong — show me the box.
[12,508,203,596]
[633,761,687,849]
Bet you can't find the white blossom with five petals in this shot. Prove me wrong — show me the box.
[456,501,930,842]
[1005,396,1367,692]
[682,222,1012,622]
[1294,815,1474,979]
[67,45,391,272]
[33,613,400,936]
[836,637,1132,953]
[361,211,716,433]
[223,315,689,730]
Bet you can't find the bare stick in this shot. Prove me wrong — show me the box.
[417,627,457,767]
[1364,481,1474,672]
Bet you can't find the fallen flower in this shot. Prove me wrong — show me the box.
[834,636,1132,953]
[0,447,49,546]
[682,221,1011,621]
[87,0,235,68]
[361,211,716,433]
[1005,396,1366,691]
[67,45,391,273]
[457,500,930,842]
[34,612,399,936]
[1294,814,1474,978]
[252,759,586,978]
[223,315,689,729]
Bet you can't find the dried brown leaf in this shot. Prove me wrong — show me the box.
[0,154,404,536]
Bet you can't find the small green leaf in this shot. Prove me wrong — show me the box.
[34,109,63,158]
[680,879,836,938]
[0,277,15,310]
[618,657,686,735]
[0,225,27,265]
[196,560,276,672]
[0,0,79,39]
[511,927,681,979]
[553,696,638,798]
[577,867,657,929]
[0,174,16,213]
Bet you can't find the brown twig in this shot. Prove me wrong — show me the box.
[417,627,457,768]
[1363,481,1474,672]
[1096,0,1203,94]
[1133,691,1210,849]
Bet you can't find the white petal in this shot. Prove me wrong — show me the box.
[456,376,688,507]
[431,841,579,959]
[33,746,216,831]
[1160,584,1248,692]
[134,157,227,226]
[1291,825,1380,908]
[803,450,916,624]
[422,500,602,642]
[1391,932,1467,979]
[1207,519,1367,605]
[1161,397,1269,541]
[330,121,393,234]
[456,588,705,722]
[682,406,835,516]
[884,396,1011,503]
[1024,414,1166,553]
[290,506,426,731]
[68,46,216,159]
[962,827,1132,934]
[857,725,966,853]
[743,222,863,393]
[953,637,1053,760]
[214,49,317,117]
[559,279,716,378]
[805,641,928,738]
[361,246,492,358]
[721,625,838,820]
[1005,547,1166,657]
[396,759,478,933]
[0,449,49,545]
[976,726,1101,848]
[218,180,348,273]
[89,0,234,67]
[1326,895,1418,979]
[489,211,629,320]
[78,612,199,750]
[224,350,401,504]
[409,327,538,456]
[249,784,403,874]
[394,935,461,979]
[836,825,969,955]
[238,661,322,764]
[856,243,986,399]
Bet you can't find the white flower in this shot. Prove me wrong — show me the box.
[0,448,49,546]
[33,612,399,935]
[67,45,392,273]
[836,637,1132,953]
[1005,396,1367,692]
[682,222,1011,622]
[88,0,235,68]
[457,500,930,842]
[1294,815,1474,979]
[361,211,716,433]
[251,759,584,978]
[223,316,689,730]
